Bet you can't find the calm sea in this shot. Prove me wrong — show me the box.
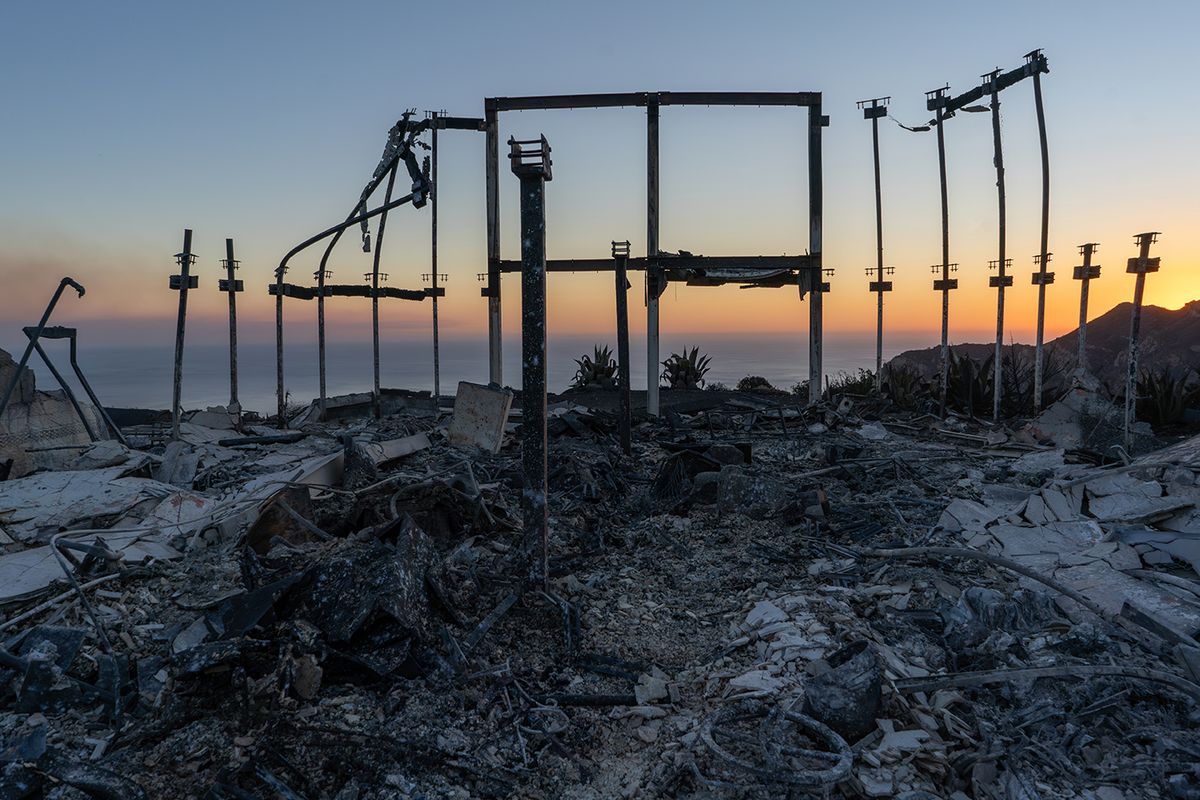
[7,332,950,416]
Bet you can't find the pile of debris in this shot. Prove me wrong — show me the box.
[2,380,1200,798]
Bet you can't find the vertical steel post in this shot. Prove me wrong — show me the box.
[275,261,286,427]
[484,104,503,385]
[859,97,890,392]
[222,238,240,410]
[613,240,632,455]
[927,87,953,416]
[807,102,825,406]
[430,112,442,402]
[1031,54,1052,411]
[646,96,661,417]
[1073,243,1100,371]
[316,260,329,420]
[171,229,194,440]
[1124,232,1161,453]
[509,136,552,590]
[370,164,399,419]
[986,71,1011,421]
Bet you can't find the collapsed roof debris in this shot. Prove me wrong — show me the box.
[1,373,1199,798]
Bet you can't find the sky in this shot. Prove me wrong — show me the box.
[1,1,1197,358]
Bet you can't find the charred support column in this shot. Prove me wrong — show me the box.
[986,70,1011,422]
[274,260,286,427]
[430,111,443,401]
[1073,243,1101,371]
[1030,50,1052,411]
[612,240,633,455]
[370,164,399,419]
[316,262,330,419]
[927,87,953,416]
[484,104,503,385]
[169,229,196,440]
[807,102,826,405]
[646,96,662,416]
[509,135,553,589]
[859,97,890,392]
[219,238,243,411]
[0,277,84,422]
[1124,232,1161,453]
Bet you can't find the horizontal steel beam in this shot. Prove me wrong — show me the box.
[486,91,821,112]
[494,254,816,274]
[268,283,429,301]
[433,116,486,131]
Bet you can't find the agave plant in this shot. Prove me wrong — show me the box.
[1136,366,1200,427]
[571,345,619,390]
[945,350,994,417]
[881,364,930,410]
[661,347,711,389]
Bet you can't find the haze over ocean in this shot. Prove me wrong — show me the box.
[5,332,953,416]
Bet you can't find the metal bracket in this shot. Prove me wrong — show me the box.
[218,278,244,292]
[1031,272,1056,285]
[989,275,1014,288]
[1072,265,1101,280]
[169,274,198,290]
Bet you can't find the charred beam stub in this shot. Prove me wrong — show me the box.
[612,240,633,455]
[1073,243,1101,371]
[510,135,553,589]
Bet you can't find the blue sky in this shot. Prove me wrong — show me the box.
[1,1,1197,350]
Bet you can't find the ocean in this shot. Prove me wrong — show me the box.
[7,331,951,416]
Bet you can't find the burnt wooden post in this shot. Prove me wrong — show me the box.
[1030,50,1052,412]
[169,229,196,440]
[807,101,827,405]
[646,95,662,416]
[315,261,330,420]
[1124,232,1161,453]
[612,240,632,455]
[926,86,954,416]
[858,96,890,392]
[510,135,553,589]
[484,102,503,384]
[370,164,399,419]
[985,69,1012,422]
[219,238,243,411]
[1073,242,1101,371]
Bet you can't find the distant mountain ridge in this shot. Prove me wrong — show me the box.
[887,300,1200,386]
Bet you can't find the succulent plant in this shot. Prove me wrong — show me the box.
[571,345,619,390]
[660,347,711,389]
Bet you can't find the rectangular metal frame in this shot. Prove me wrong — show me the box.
[483,90,825,408]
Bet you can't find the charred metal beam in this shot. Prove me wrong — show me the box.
[510,134,552,589]
[487,91,822,112]
[613,241,632,456]
[494,254,816,273]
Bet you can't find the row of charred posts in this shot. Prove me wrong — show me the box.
[862,49,1165,446]
[26,61,1155,459]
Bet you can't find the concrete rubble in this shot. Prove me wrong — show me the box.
[1,384,1199,798]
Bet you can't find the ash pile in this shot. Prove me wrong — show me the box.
[3,381,1200,799]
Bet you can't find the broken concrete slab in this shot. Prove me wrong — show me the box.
[447,382,512,453]
[0,466,178,542]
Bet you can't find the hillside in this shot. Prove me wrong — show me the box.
[887,300,1200,386]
